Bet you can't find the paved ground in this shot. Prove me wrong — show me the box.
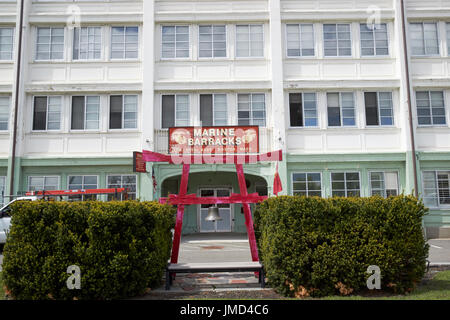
[428,239,450,265]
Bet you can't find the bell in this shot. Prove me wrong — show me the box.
[205,206,222,221]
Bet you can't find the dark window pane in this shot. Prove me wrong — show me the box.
[110,95,123,129]
[33,97,47,130]
[289,93,303,127]
[365,92,379,126]
[71,96,85,130]
[328,107,341,126]
[162,95,175,129]
[200,94,213,126]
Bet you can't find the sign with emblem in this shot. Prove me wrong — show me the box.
[168,126,259,155]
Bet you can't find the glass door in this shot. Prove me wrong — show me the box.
[199,188,232,233]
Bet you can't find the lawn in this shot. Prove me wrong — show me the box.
[0,272,4,300]
[318,271,450,300]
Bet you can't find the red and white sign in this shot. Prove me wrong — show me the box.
[169,126,259,155]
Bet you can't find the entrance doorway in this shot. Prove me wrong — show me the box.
[198,188,233,233]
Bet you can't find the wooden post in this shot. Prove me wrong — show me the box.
[170,164,190,264]
[235,164,260,263]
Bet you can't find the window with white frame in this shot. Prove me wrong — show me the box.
[36,27,64,60]
[360,23,389,56]
[72,96,100,130]
[364,92,394,126]
[237,93,266,127]
[292,173,322,197]
[199,25,226,58]
[410,22,439,56]
[33,96,62,131]
[73,26,102,60]
[289,93,318,127]
[0,96,10,131]
[423,171,450,207]
[286,24,314,57]
[68,175,98,201]
[331,172,361,197]
[323,24,352,57]
[416,91,446,126]
[107,175,137,201]
[161,94,190,128]
[200,94,228,126]
[327,92,356,127]
[0,176,5,206]
[161,26,189,58]
[109,95,138,129]
[236,24,264,57]
[111,26,139,59]
[370,172,399,197]
[28,176,59,192]
[0,27,14,60]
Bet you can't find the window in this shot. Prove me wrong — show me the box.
[161,94,190,128]
[0,96,10,130]
[111,26,139,59]
[33,96,61,131]
[236,25,264,57]
[200,94,228,126]
[370,172,399,197]
[447,23,450,56]
[327,92,355,127]
[364,92,394,126]
[199,25,226,58]
[107,175,137,200]
[360,23,389,56]
[0,176,5,206]
[286,24,314,57]
[423,171,450,207]
[289,93,318,127]
[416,91,446,126]
[410,22,439,56]
[331,172,361,197]
[68,175,98,201]
[109,95,138,129]
[71,96,100,130]
[323,24,352,57]
[237,93,266,126]
[28,176,59,192]
[73,27,102,60]
[161,26,189,58]
[36,27,64,60]
[0,27,14,60]
[292,173,322,197]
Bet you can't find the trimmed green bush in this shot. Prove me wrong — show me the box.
[254,195,429,297]
[2,200,175,300]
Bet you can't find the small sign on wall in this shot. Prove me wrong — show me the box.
[133,151,147,173]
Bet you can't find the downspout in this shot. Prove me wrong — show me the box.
[400,0,419,198]
[9,0,25,195]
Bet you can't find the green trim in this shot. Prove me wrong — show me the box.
[287,153,406,163]
[20,157,133,167]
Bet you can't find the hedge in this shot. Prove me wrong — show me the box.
[254,195,429,297]
[1,200,175,300]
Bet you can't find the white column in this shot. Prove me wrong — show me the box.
[269,0,287,194]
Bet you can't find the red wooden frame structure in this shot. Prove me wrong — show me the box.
[142,149,282,265]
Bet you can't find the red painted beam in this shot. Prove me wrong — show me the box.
[159,193,267,205]
[142,150,282,165]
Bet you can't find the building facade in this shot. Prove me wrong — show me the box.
[0,0,449,238]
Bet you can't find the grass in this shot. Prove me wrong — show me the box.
[0,272,4,300]
[316,271,450,300]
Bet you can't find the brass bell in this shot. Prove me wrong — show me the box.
[205,206,222,221]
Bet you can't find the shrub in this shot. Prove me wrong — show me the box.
[2,200,175,300]
[254,195,429,297]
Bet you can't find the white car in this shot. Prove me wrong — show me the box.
[0,197,38,245]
